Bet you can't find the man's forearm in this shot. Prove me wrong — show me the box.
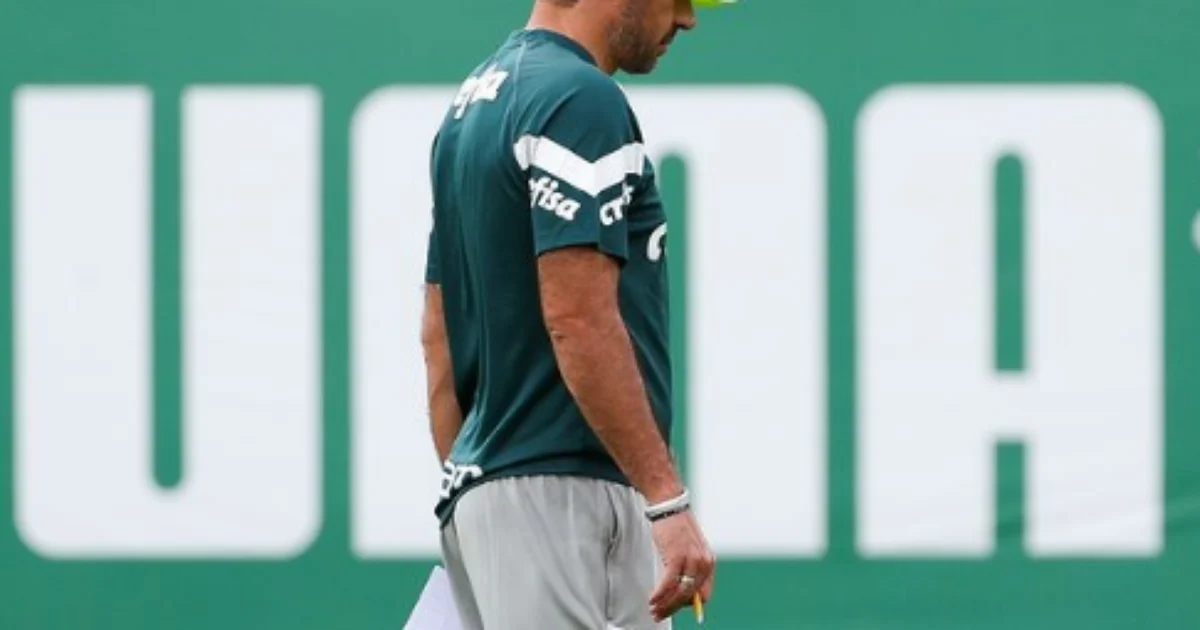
[422,284,462,463]
[428,369,462,463]
[549,312,684,505]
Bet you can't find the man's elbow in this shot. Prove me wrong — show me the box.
[420,319,441,352]
[421,284,446,354]
[544,311,587,346]
[543,306,621,348]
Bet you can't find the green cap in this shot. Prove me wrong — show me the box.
[693,0,738,7]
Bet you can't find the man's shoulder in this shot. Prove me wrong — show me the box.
[536,61,629,109]
[521,63,635,140]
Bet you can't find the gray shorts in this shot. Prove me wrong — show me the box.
[439,475,671,630]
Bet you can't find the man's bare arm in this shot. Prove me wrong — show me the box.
[537,247,684,504]
[421,283,462,462]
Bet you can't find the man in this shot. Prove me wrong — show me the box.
[421,1,725,627]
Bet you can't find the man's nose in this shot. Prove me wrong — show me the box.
[678,1,698,30]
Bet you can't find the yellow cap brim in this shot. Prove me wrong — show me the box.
[693,0,738,7]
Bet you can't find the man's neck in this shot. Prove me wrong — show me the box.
[526,3,617,74]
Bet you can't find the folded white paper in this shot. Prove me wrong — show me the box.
[403,566,464,630]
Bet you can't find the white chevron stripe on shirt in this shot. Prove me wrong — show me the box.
[513,135,645,197]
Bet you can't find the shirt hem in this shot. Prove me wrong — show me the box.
[435,456,631,527]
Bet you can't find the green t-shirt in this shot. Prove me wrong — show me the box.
[425,28,672,524]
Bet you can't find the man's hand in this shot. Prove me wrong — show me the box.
[649,509,716,623]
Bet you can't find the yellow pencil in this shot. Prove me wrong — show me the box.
[692,592,705,624]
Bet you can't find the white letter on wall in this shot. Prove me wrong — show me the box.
[858,85,1162,557]
[15,86,321,558]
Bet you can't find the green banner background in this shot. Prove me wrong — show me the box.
[3,1,1197,628]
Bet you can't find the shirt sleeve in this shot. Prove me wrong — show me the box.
[516,74,644,262]
[424,219,440,284]
[424,133,442,285]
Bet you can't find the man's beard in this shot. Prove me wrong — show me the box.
[608,0,663,74]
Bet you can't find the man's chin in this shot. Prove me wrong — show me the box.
[620,55,660,75]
